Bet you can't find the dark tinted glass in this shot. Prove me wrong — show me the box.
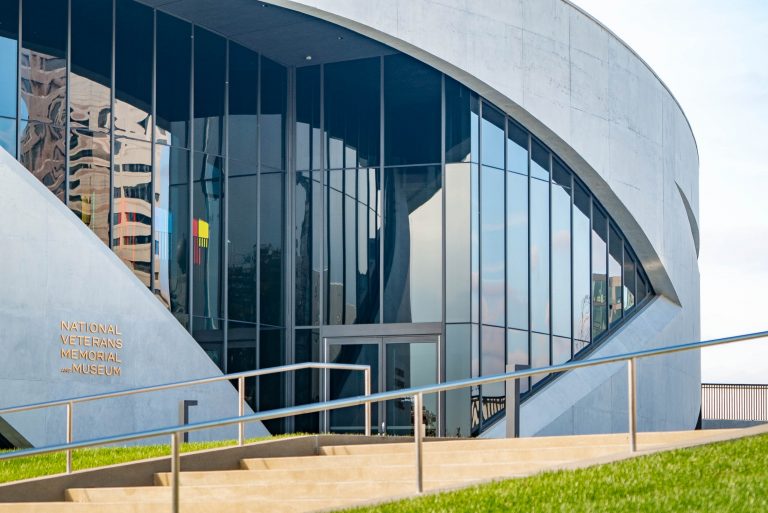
[153,145,190,328]
[530,138,550,181]
[70,0,112,132]
[573,181,591,344]
[259,327,286,432]
[296,65,320,171]
[295,171,322,326]
[480,326,505,418]
[608,224,623,326]
[228,43,258,163]
[623,245,636,312]
[384,54,440,166]
[383,165,442,323]
[227,159,258,323]
[481,165,505,326]
[445,163,472,322]
[481,104,504,169]
[637,271,648,302]
[260,57,286,171]
[0,2,18,119]
[507,171,528,330]
[507,329,530,393]
[530,177,549,333]
[325,58,379,169]
[21,0,66,125]
[445,77,475,164]
[507,120,528,175]
[445,324,471,437]
[193,28,225,155]
[261,171,285,326]
[592,206,608,337]
[19,121,65,200]
[156,13,190,147]
[68,129,110,244]
[192,153,224,323]
[293,329,320,432]
[113,137,152,286]
[228,320,257,406]
[115,0,153,139]
[551,162,571,338]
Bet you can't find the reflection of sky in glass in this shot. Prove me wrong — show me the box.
[0,38,16,118]
[409,188,442,322]
[0,117,15,156]
[481,166,505,326]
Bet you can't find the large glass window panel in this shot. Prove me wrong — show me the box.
[192,153,224,325]
[195,321,224,371]
[325,168,381,325]
[113,137,152,287]
[592,206,608,338]
[481,104,504,169]
[531,332,550,386]
[0,1,18,119]
[228,43,258,163]
[530,178,550,334]
[507,329,530,394]
[227,160,258,323]
[444,77,476,164]
[551,161,571,338]
[608,224,623,326]
[193,28,225,155]
[153,145,189,328]
[637,271,648,302]
[115,0,153,140]
[0,117,16,157]
[260,171,285,327]
[260,57,286,172]
[70,0,112,132]
[259,327,286,433]
[552,335,570,365]
[383,165,442,323]
[480,326,505,424]
[293,329,320,432]
[21,0,66,126]
[445,324,471,437]
[156,13,190,148]
[68,129,111,243]
[623,245,636,313]
[507,172,528,330]
[445,163,472,322]
[296,65,320,171]
[227,321,258,408]
[324,58,379,169]
[327,340,379,434]
[295,171,322,326]
[384,54,441,166]
[530,138,550,181]
[507,121,528,175]
[573,181,591,347]
[481,165,505,326]
[385,340,437,436]
[19,121,65,200]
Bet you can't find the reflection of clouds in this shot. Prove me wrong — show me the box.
[552,229,570,250]
[410,190,442,322]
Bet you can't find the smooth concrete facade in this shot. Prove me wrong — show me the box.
[0,149,268,447]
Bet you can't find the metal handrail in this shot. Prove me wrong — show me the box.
[1,330,766,513]
[0,362,372,473]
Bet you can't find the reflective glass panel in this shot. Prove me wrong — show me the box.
[70,0,112,132]
[592,206,608,338]
[384,54,441,166]
[0,1,18,119]
[471,164,480,324]
[295,171,322,326]
[19,121,65,200]
[481,104,505,169]
[115,0,152,139]
[228,321,258,408]
[480,326,505,423]
[623,245,636,312]
[227,160,258,323]
[530,178,550,333]
[552,336,571,365]
[507,172,528,330]
[153,145,189,328]
[445,163,472,322]
[0,117,15,157]
[530,138,550,181]
[385,340,437,436]
[327,340,379,434]
[325,58,379,169]
[195,320,224,371]
[531,332,550,385]
[260,57,286,171]
[383,165,442,323]
[193,28,225,155]
[156,13,190,147]
[21,0,66,126]
[228,43,258,163]
[192,153,224,323]
[481,165,505,326]
[261,171,285,327]
[573,181,591,345]
[445,77,475,164]
[68,129,111,243]
[507,120,528,175]
[551,161,571,338]
[260,327,286,433]
[296,65,321,171]
[637,271,648,302]
[113,137,152,286]
[608,224,623,326]
[445,324,471,437]
[507,329,530,394]
[293,329,320,432]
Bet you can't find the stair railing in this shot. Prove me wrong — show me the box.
[1,330,766,513]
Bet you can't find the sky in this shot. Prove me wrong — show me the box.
[572,0,768,383]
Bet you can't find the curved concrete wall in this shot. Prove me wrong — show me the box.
[264,0,701,433]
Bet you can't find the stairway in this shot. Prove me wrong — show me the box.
[0,429,744,512]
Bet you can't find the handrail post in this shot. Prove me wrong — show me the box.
[171,432,180,513]
[413,392,424,493]
[364,367,372,437]
[65,401,73,474]
[628,357,637,453]
[237,376,245,446]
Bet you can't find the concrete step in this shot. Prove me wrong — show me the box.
[0,499,355,513]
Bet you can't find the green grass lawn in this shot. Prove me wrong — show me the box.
[0,434,297,484]
[343,433,768,513]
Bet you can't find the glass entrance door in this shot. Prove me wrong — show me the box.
[324,335,438,435]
